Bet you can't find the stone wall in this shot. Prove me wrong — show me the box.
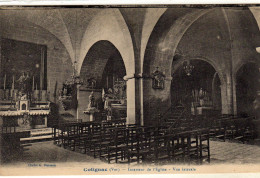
[0,19,73,103]
[142,8,260,125]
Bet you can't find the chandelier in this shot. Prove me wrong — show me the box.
[183,60,194,76]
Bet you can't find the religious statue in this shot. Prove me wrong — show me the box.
[154,75,163,88]
[20,94,28,100]
[86,78,96,89]
[152,67,165,89]
[103,88,114,112]
[107,88,115,99]
[199,88,205,99]
[17,71,31,99]
[88,91,95,109]
[83,91,99,122]
[113,80,127,100]
[102,88,106,102]
[253,96,260,119]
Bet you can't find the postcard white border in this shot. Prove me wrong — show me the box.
[0,1,259,178]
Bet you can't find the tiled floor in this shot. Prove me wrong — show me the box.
[2,139,260,165]
[210,140,260,164]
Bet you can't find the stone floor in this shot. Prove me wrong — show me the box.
[2,139,260,165]
[210,140,260,164]
[1,141,103,166]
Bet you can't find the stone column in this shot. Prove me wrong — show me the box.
[224,74,234,115]
[0,37,1,81]
[125,76,136,125]
[0,37,2,93]
[221,72,235,114]
[220,83,229,114]
[0,38,2,100]
[139,76,144,126]
[212,73,216,109]
[0,116,3,164]
[138,73,151,126]
[232,79,237,116]
[76,83,81,121]
[124,74,141,125]
[142,76,152,126]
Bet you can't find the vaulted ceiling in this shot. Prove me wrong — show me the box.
[0,7,259,72]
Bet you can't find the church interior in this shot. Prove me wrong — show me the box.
[0,6,260,166]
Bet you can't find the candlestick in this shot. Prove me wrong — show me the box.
[12,75,14,90]
[113,75,114,87]
[32,76,35,91]
[41,90,46,101]
[40,48,44,90]
[4,74,6,90]
[106,76,108,89]
[10,88,13,98]
[35,88,39,101]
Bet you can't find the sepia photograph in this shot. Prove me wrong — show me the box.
[0,4,259,176]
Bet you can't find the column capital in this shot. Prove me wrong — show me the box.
[123,74,138,81]
[124,73,173,81]
[123,73,150,81]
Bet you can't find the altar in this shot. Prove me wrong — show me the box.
[0,38,51,131]
[103,80,127,121]
[0,69,50,131]
[0,96,50,131]
[192,106,213,115]
[110,103,127,119]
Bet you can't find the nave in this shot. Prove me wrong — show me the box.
[0,6,259,167]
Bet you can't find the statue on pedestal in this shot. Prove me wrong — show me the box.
[199,88,205,106]
[17,71,31,99]
[88,91,95,109]
[84,91,99,122]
